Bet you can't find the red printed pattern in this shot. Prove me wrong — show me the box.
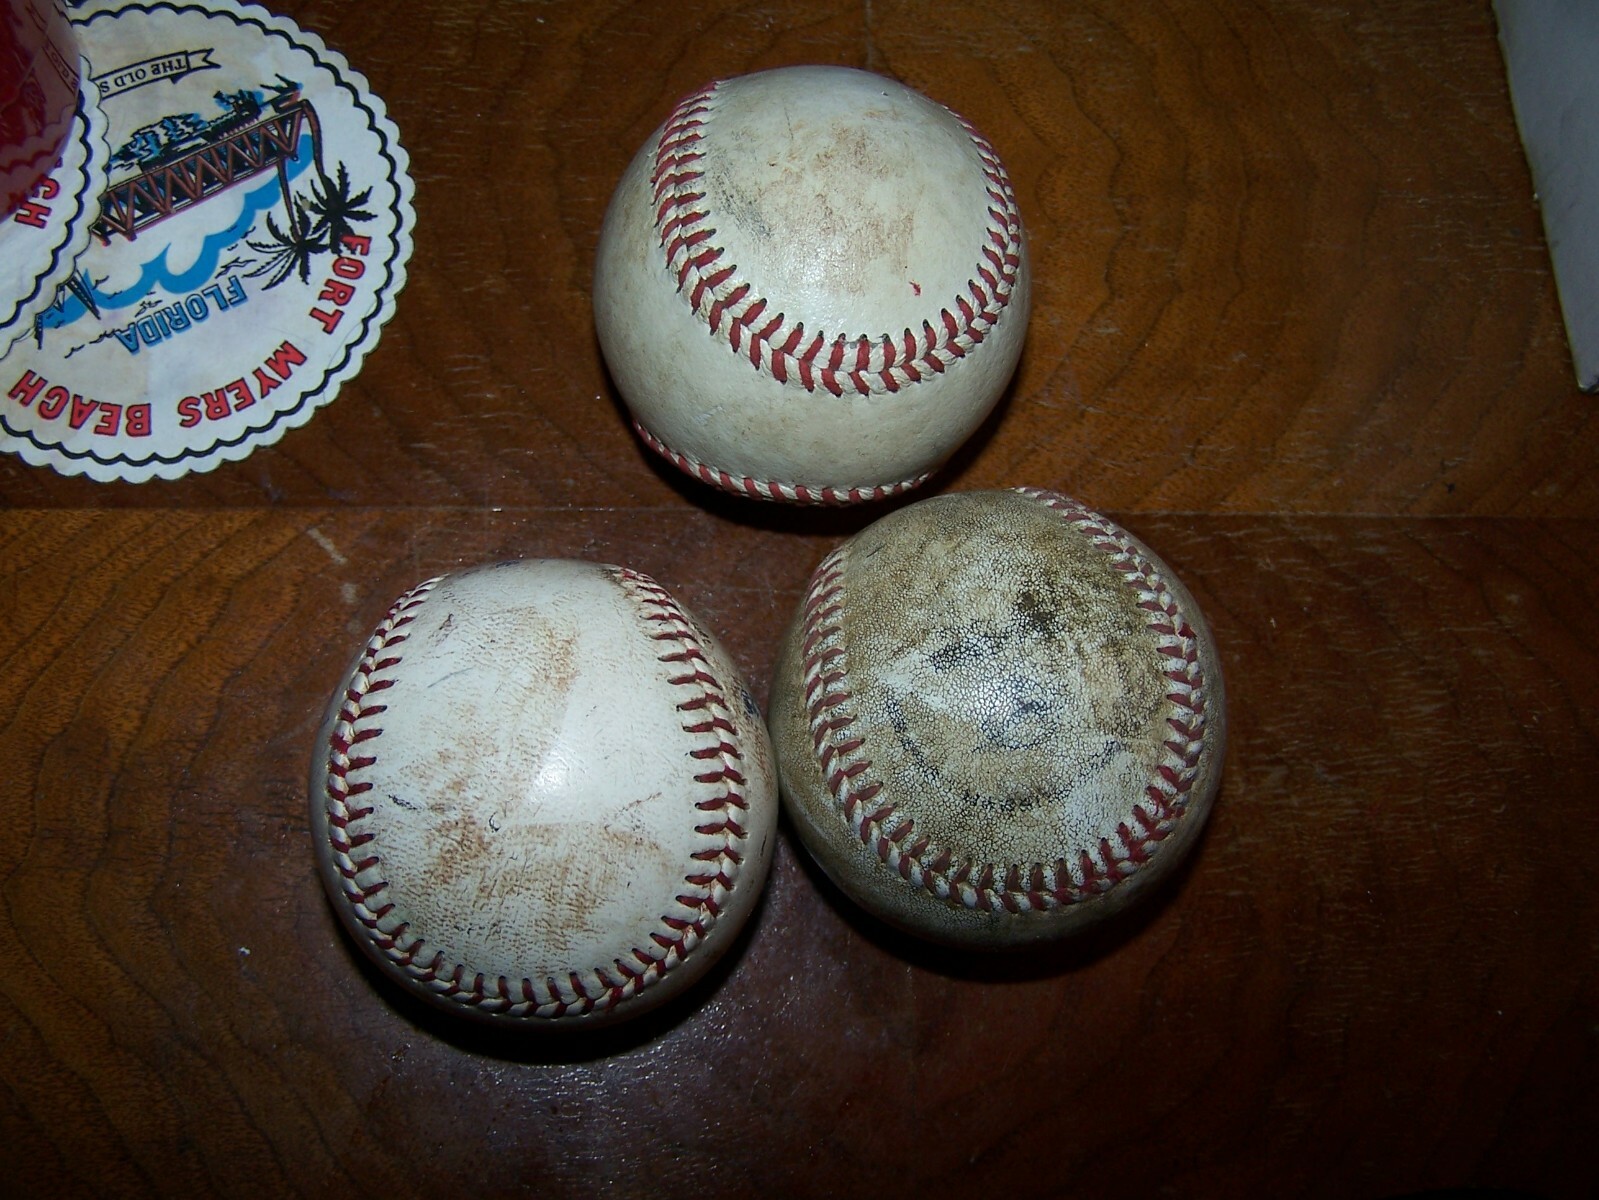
[650,80,1025,399]
[798,488,1210,912]
[321,571,751,1020]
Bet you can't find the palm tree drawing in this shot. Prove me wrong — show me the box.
[306,161,375,254]
[246,193,322,288]
[245,159,375,290]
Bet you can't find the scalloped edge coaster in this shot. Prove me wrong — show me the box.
[0,0,414,482]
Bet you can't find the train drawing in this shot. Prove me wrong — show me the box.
[92,75,323,244]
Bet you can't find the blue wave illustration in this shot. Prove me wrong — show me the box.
[42,133,316,331]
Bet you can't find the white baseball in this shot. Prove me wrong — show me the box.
[309,559,778,1027]
[593,65,1030,504]
[768,488,1226,947]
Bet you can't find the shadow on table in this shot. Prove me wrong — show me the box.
[779,803,1216,983]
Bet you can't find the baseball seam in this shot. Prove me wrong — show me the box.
[321,570,750,1020]
[633,418,930,506]
[797,488,1210,914]
[649,79,1024,399]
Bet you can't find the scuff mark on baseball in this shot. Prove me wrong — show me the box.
[309,559,779,1027]
[767,488,1227,948]
[594,65,1032,505]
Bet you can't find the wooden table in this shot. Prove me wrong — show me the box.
[4,2,1595,1195]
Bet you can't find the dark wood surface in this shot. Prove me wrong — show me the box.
[3,2,1596,1196]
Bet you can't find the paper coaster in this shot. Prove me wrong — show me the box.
[0,58,108,355]
[0,0,414,482]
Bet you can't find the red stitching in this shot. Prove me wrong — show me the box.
[632,418,928,505]
[609,567,752,981]
[650,79,1023,397]
[322,577,439,961]
[798,489,1212,914]
[321,568,753,1021]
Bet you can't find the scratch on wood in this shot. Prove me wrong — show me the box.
[306,526,348,567]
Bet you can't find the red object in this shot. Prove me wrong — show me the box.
[0,0,79,221]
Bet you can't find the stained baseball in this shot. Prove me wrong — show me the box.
[593,65,1030,504]
[309,559,778,1027]
[768,488,1226,947]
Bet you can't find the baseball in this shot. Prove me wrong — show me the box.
[593,65,1030,504]
[768,488,1226,947]
[309,559,778,1027]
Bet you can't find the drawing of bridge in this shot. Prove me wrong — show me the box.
[92,97,322,243]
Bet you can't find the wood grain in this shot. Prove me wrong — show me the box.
[3,509,1596,1197]
[2,1,1596,1197]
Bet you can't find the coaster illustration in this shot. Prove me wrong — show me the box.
[0,0,414,482]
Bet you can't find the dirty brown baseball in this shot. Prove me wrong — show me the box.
[768,488,1227,947]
